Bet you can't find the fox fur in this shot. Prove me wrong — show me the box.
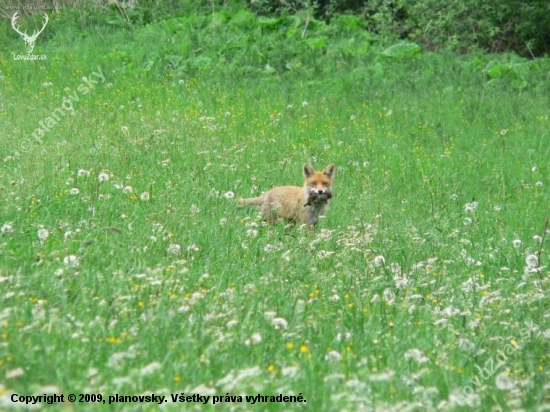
[238,164,336,226]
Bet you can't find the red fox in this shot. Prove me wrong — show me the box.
[238,164,336,226]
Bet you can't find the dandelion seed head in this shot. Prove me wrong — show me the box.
[5,367,25,379]
[281,366,298,377]
[325,350,342,362]
[98,172,110,182]
[495,371,515,390]
[525,254,538,268]
[404,348,429,363]
[245,333,262,346]
[1,222,13,233]
[140,361,161,376]
[263,311,277,319]
[167,244,181,254]
[37,228,49,241]
[464,201,479,213]
[63,255,80,267]
[373,255,385,266]
[272,317,288,330]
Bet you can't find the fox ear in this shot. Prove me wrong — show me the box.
[324,164,335,179]
[303,163,314,178]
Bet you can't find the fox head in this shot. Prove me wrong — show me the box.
[303,164,335,199]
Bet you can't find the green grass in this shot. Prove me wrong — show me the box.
[0,6,549,411]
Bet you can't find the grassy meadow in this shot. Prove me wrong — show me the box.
[0,5,549,411]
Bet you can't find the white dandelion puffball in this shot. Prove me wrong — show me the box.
[37,228,49,241]
[63,255,80,267]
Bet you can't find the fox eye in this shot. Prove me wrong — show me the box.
[322,182,329,187]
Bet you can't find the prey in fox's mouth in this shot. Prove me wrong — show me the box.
[304,191,332,207]
[238,163,335,227]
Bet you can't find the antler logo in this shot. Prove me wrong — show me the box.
[11,12,49,54]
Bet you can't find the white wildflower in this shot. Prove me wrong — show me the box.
[495,372,515,390]
[272,317,288,330]
[98,172,110,182]
[369,370,394,382]
[187,244,199,252]
[140,361,161,376]
[245,333,262,346]
[394,275,409,289]
[5,367,25,379]
[404,348,429,363]
[525,254,538,268]
[1,222,13,233]
[37,228,49,241]
[281,366,298,377]
[263,311,277,319]
[373,255,385,266]
[167,244,181,254]
[63,255,80,267]
[188,384,216,396]
[464,201,479,212]
[226,320,239,328]
[325,350,342,362]
[318,250,335,259]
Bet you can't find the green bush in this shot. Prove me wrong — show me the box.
[397,0,550,55]
[245,0,550,56]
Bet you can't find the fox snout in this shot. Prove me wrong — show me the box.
[311,188,330,195]
[307,187,332,196]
